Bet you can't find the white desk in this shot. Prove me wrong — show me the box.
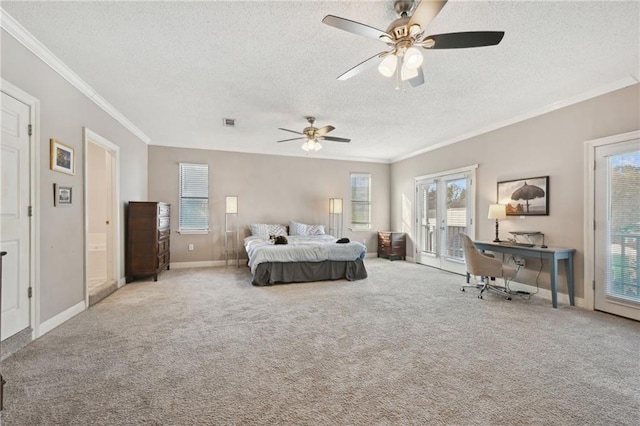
[472,241,576,308]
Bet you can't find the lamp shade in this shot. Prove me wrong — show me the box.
[378,54,397,77]
[488,203,506,220]
[329,198,343,214]
[225,196,238,214]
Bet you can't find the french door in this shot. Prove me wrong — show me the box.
[594,138,640,320]
[415,166,476,275]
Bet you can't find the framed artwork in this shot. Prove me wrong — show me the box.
[50,139,75,175]
[54,183,73,206]
[497,176,549,216]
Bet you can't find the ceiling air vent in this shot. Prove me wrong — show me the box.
[222,118,236,128]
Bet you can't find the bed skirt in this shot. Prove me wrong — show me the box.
[251,259,367,286]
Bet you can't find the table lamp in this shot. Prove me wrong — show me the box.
[488,204,506,242]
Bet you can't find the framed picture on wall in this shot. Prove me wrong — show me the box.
[54,183,73,206]
[497,176,549,216]
[50,139,75,175]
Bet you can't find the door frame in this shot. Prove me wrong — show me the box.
[1,79,41,339]
[83,128,121,307]
[414,164,477,273]
[584,130,640,312]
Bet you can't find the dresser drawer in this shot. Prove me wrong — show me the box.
[158,229,170,241]
[157,251,170,268]
[158,204,170,218]
[158,216,170,230]
[158,238,170,254]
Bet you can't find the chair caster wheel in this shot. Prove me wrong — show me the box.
[507,297,512,300]
[478,295,483,299]
[461,288,465,292]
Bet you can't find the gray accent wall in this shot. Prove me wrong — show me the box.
[390,84,640,299]
[1,31,148,323]
[148,147,390,262]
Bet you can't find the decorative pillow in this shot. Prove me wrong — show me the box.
[288,221,306,236]
[305,224,325,235]
[249,224,287,237]
[289,221,325,236]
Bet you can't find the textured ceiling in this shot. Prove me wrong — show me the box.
[2,1,639,163]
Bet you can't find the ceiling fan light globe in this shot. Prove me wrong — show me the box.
[301,141,311,151]
[314,142,323,151]
[378,54,397,77]
[404,47,423,69]
[400,63,419,81]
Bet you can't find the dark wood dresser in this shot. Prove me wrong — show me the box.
[378,231,406,261]
[126,201,170,283]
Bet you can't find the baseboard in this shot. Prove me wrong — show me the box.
[117,277,126,288]
[502,280,586,308]
[38,300,85,337]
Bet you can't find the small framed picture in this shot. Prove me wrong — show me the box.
[54,183,73,207]
[497,176,549,216]
[50,139,75,175]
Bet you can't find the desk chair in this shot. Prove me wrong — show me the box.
[460,234,517,300]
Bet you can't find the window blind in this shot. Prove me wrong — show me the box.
[350,173,371,229]
[179,163,209,232]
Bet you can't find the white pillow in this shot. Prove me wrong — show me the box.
[289,221,325,236]
[288,221,306,236]
[249,224,287,237]
[305,224,325,235]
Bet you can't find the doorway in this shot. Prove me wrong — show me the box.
[592,134,640,320]
[415,165,476,275]
[84,128,120,306]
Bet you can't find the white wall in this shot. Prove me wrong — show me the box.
[1,30,148,323]
[390,84,640,299]
[148,147,390,263]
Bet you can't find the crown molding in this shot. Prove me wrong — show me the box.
[1,9,151,144]
[391,76,639,164]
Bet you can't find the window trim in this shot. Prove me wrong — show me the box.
[350,172,372,231]
[178,162,210,234]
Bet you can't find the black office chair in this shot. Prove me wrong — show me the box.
[460,234,517,300]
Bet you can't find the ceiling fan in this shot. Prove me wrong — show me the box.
[322,0,504,88]
[277,116,351,152]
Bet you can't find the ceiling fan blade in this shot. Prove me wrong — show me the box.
[321,136,351,143]
[278,128,304,135]
[277,137,306,143]
[316,125,335,136]
[322,15,389,41]
[424,31,505,49]
[408,0,448,30]
[407,66,425,88]
[337,52,386,81]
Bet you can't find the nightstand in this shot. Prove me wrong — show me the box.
[377,231,406,260]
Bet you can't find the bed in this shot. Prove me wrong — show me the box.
[244,231,368,286]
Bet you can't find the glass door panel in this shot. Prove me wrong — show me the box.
[416,169,474,274]
[595,140,640,320]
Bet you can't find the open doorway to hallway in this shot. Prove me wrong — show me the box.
[84,129,120,306]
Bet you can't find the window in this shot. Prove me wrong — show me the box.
[350,173,371,230]
[179,163,209,233]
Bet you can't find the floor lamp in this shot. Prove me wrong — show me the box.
[225,196,239,267]
[488,203,506,242]
[329,198,343,238]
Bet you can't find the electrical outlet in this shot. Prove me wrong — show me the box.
[188,243,194,251]
[514,257,525,267]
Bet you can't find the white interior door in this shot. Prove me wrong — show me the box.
[594,139,640,320]
[416,167,475,275]
[1,91,31,338]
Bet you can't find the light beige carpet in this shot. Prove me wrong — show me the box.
[1,259,638,425]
